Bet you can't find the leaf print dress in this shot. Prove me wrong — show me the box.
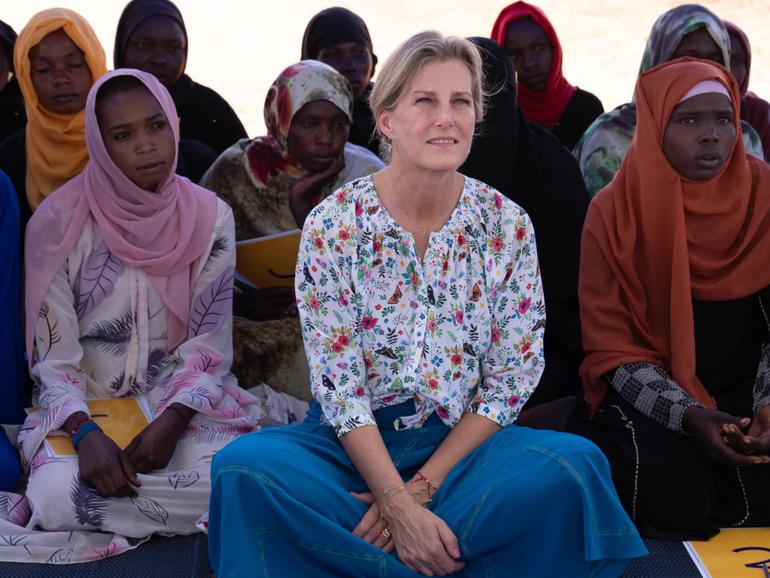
[0,199,262,564]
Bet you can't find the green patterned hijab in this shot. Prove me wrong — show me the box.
[573,4,763,196]
[638,4,729,76]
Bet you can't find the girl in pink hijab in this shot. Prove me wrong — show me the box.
[0,69,260,564]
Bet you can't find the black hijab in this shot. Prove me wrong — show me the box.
[113,0,187,69]
[462,37,589,406]
[300,7,377,70]
[113,0,246,155]
[0,19,24,143]
[0,20,17,72]
[301,7,380,156]
[462,37,548,220]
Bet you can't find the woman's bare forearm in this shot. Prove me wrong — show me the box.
[341,414,500,497]
[340,425,405,497]
[417,413,500,488]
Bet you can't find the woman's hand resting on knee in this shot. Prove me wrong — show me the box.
[77,430,141,498]
[351,481,465,576]
[125,403,194,473]
[378,489,465,576]
[351,476,433,552]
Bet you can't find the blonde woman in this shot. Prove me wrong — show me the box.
[208,31,645,577]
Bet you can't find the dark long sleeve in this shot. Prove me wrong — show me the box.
[609,362,700,433]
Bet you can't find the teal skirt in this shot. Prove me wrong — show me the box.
[209,401,646,577]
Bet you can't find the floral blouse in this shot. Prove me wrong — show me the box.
[296,175,545,436]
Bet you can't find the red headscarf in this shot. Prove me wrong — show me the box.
[579,58,770,414]
[491,1,576,128]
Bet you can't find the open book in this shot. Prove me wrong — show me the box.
[27,397,152,458]
[235,229,301,289]
[685,528,770,577]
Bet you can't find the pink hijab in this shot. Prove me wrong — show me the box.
[25,69,217,361]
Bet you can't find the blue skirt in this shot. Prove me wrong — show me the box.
[209,401,646,577]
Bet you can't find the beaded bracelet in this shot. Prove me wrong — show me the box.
[412,471,438,500]
[72,421,102,451]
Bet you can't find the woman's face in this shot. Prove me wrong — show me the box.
[379,58,476,173]
[504,18,552,93]
[317,42,374,100]
[663,92,735,181]
[671,27,724,65]
[287,99,350,172]
[29,29,92,115]
[97,84,176,191]
[123,16,186,87]
[728,32,748,91]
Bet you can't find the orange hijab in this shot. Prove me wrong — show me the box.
[13,9,107,210]
[580,58,770,414]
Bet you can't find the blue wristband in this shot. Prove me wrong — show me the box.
[71,421,102,451]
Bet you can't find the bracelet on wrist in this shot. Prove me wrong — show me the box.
[72,421,102,451]
[69,416,91,438]
[381,484,408,500]
[411,470,438,500]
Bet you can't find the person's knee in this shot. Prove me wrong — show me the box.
[212,429,298,477]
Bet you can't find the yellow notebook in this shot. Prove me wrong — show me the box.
[235,230,301,289]
[685,528,770,577]
[28,398,151,457]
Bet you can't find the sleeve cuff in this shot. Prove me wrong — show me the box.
[754,396,770,415]
[330,410,377,437]
[469,401,515,428]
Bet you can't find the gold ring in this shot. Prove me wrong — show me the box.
[382,528,391,539]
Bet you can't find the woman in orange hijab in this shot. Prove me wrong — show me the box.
[569,57,770,541]
[0,9,106,229]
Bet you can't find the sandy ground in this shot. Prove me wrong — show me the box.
[4,1,769,136]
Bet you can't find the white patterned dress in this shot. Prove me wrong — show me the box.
[0,199,261,564]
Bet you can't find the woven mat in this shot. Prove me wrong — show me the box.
[0,534,211,578]
[0,534,703,577]
[622,539,701,577]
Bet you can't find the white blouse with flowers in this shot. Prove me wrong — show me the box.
[296,175,545,436]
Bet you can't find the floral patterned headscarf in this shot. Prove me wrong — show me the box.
[244,60,353,186]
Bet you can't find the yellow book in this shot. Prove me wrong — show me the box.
[28,398,151,457]
[685,528,770,577]
[235,229,301,289]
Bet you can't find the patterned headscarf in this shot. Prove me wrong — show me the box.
[244,60,353,186]
[637,4,728,76]
[573,4,763,196]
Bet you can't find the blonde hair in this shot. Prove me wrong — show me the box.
[369,31,484,138]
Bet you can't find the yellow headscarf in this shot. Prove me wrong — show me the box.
[14,8,107,210]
